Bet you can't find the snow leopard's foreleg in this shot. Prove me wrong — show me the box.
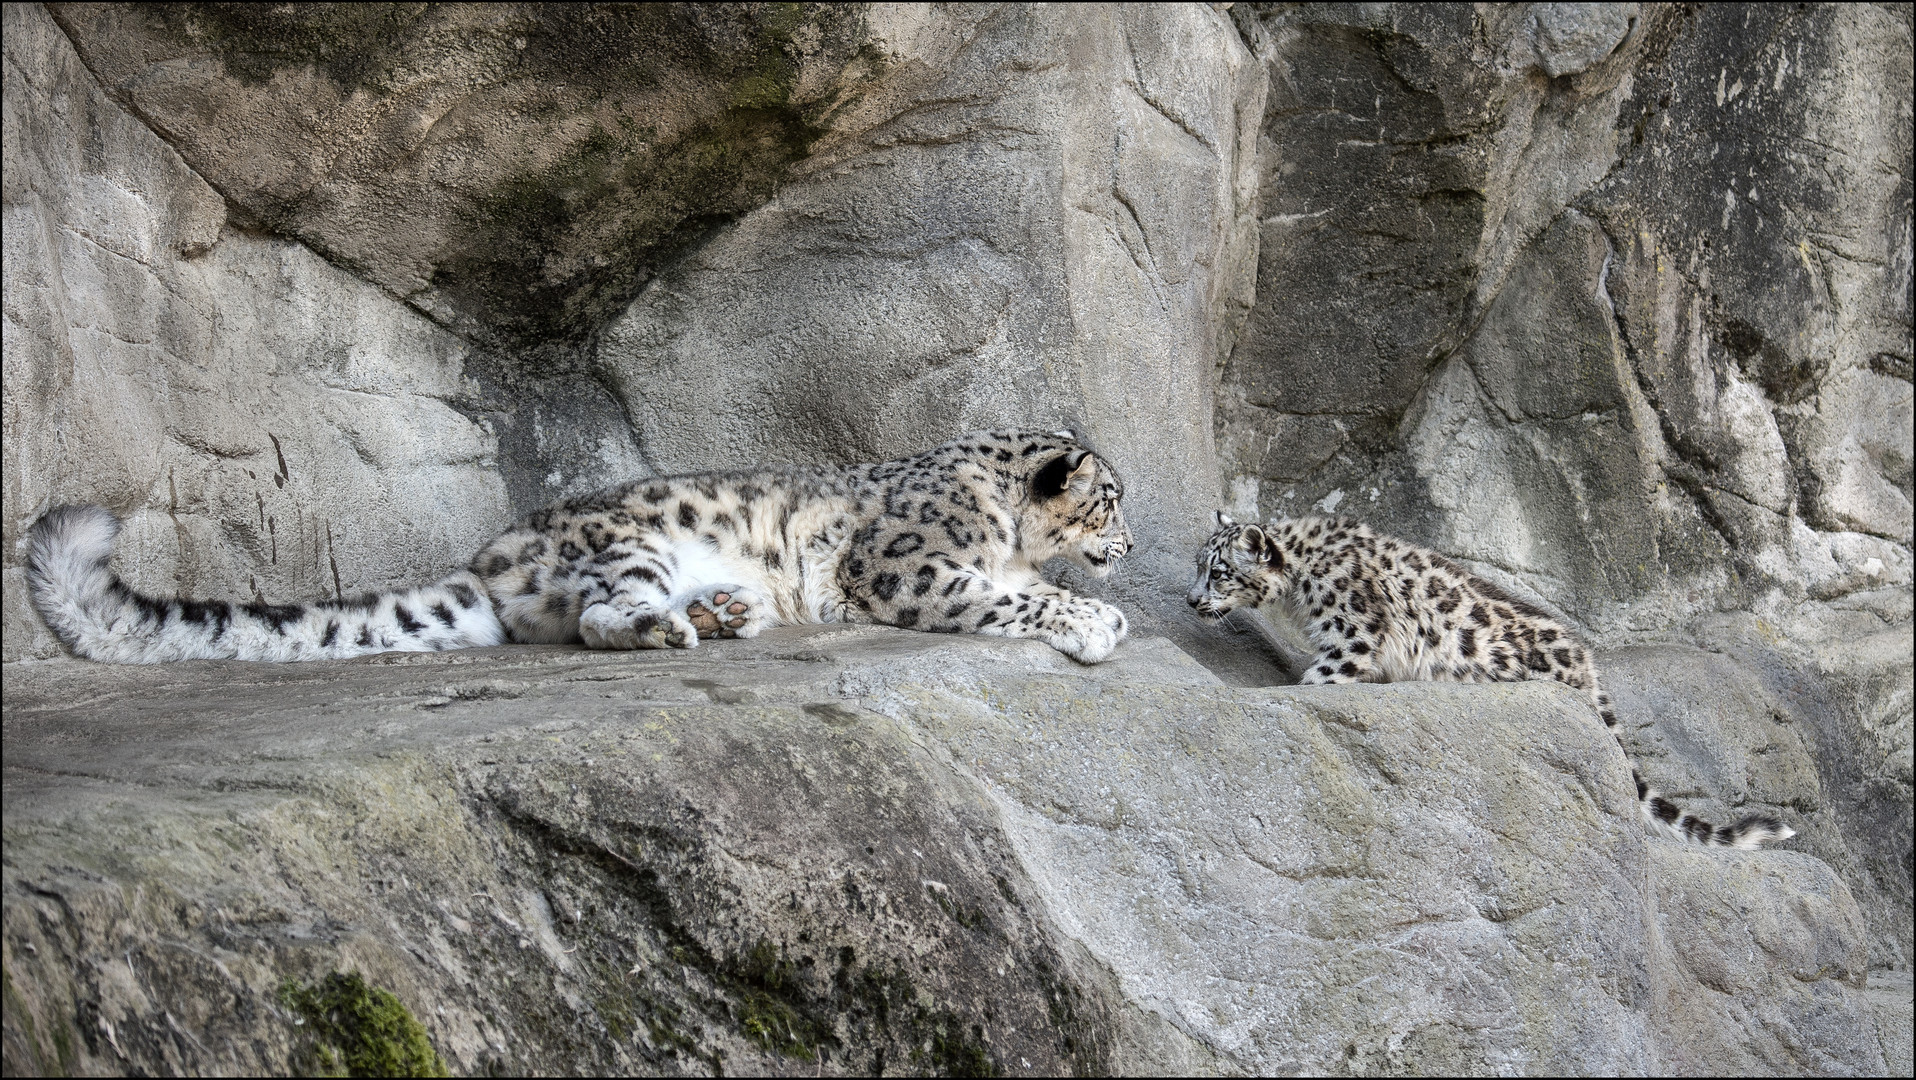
[857,561,1128,663]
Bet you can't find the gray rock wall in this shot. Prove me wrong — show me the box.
[595,3,1267,667]
[2,2,539,662]
[1220,4,1912,627]
[1220,0,1913,970]
[2,1,1911,1073]
[7,0,1286,679]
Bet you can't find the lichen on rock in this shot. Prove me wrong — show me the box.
[278,972,448,1078]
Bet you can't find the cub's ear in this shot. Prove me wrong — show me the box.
[1034,450,1096,499]
[1237,525,1283,566]
[1215,510,1236,527]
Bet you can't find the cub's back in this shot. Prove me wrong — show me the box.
[1272,516,1591,687]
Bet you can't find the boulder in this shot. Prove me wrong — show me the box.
[2,2,1909,1070]
[41,2,875,349]
[0,629,1891,1074]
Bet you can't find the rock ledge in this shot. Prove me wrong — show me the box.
[1,628,1892,1075]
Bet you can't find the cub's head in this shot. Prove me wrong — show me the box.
[1188,511,1285,618]
[1026,446,1132,577]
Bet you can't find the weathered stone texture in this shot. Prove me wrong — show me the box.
[5,1,1285,681]
[1221,0,1913,974]
[596,2,1269,672]
[41,2,875,349]
[2,1,557,663]
[0,630,1893,1074]
[1221,2,1912,626]
[2,2,1911,1074]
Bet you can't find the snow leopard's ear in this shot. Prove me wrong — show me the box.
[1065,451,1098,495]
[1248,526,1283,569]
[1235,524,1270,560]
[1215,510,1236,527]
[1034,450,1094,499]
[1034,450,1095,501]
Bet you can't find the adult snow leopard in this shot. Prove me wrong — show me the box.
[26,430,1133,665]
[1188,512,1793,849]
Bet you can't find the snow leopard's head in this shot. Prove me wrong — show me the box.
[1026,443,1131,578]
[1188,512,1284,618]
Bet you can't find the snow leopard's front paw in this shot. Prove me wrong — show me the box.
[1079,597,1128,640]
[682,584,770,640]
[1047,618,1120,664]
[582,603,699,650]
[1045,604,1123,665]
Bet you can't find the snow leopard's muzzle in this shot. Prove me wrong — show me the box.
[1081,518,1133,578]
[1187,580,1236,620]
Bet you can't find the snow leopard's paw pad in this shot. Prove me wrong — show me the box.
[684,585,768,639]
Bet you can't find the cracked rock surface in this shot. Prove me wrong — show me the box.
[2,2,1911,1073]
[1,627,1898,1075]
[1219,1,1912,972]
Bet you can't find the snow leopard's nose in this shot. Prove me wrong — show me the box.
[1187,577,1230,617]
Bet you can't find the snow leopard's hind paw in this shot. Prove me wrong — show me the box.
[684,585,769,639]
[581,602,699,650]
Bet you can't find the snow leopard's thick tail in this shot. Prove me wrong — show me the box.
[1596,690,1795,849]
[25,505,504,663]
[1632,769,1795,848]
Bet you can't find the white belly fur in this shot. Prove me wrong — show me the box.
[668,539,776,610]
[668,499,855,626]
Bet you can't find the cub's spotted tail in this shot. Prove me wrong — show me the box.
[1634,769,1796,849]
[25,505,503,663]
[1596,691,1795,849]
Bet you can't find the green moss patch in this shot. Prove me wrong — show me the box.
[144,3,425,92]
[278,972,448,1078]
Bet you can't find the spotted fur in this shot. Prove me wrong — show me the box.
[27,430,1133,665]
[1189,512,1794,850]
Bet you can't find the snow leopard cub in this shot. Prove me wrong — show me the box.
[1188,512,1793,849]
[27,430,1133,665]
